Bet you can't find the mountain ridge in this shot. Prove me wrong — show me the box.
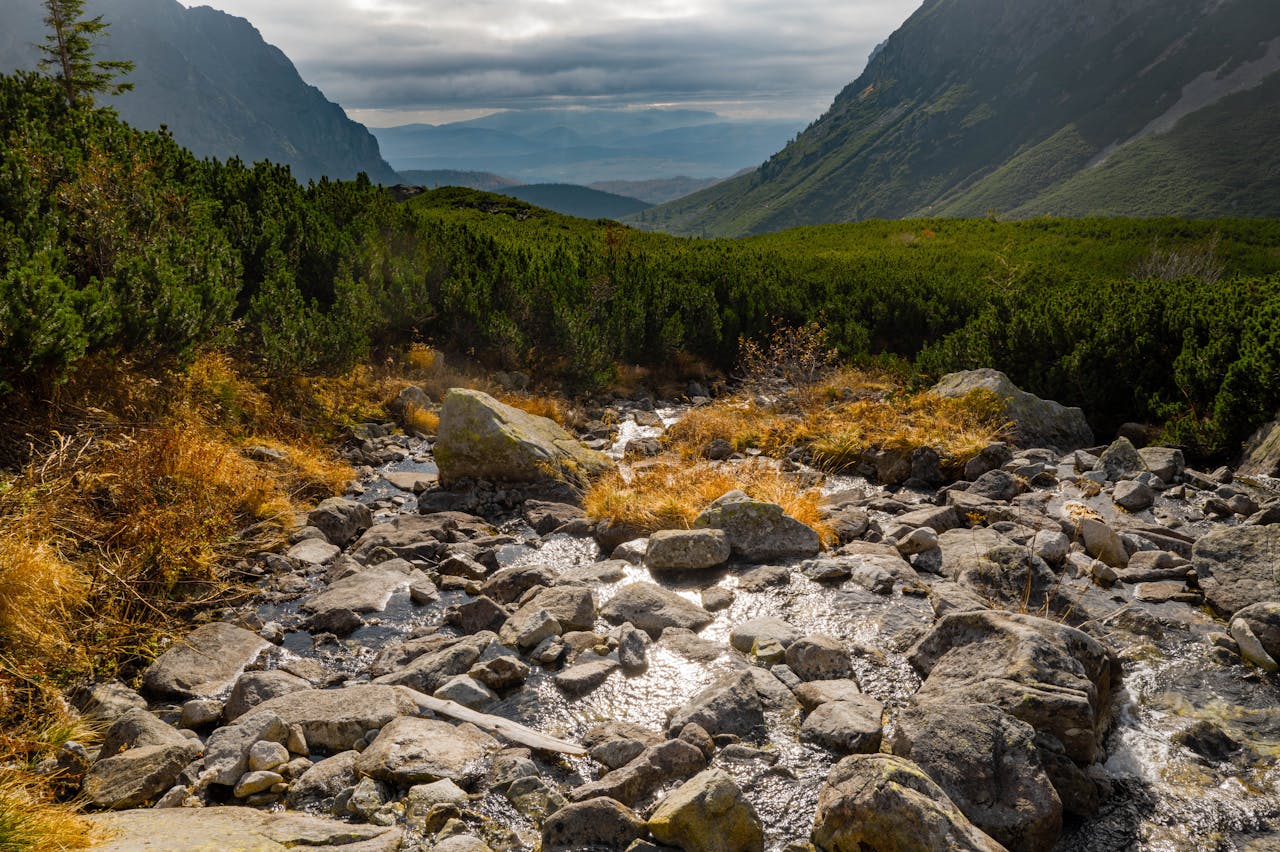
[640,0,1280,236]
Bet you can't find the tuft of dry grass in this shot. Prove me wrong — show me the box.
[401,405,440,436]
[584,457,834,546]
[498,392,582,429]
[0,773,96,851]
[664,398,794,458]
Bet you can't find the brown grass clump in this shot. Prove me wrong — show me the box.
[401,405,441,436]
[663,398,794,458]
[498,392,582,429]
[583,458,834,547]
[0,774,96,850]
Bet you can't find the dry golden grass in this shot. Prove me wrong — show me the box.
[664,397,794,458]
[0,774,96,851]
[583,457,835,547]
[401,405,441,436]
[497,392,581,429]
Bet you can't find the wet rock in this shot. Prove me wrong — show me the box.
[481,563,560,603]
[305,606,364,636]
[1113,481,1155,512]
[555,656,620,695]
[737,564,792,592]
[87,807,402,852]
[729,617,801,655]
[701,586,736,611]
[434,388,615,487]
[592,738,649,770]
[355,717,498,787]
[666,670,765,739]
[793,679,863,711]
[892,703,1062,852]
[1193,526,1280,616]
[933,370,1091,452]
[542,797,648,851]
[518,585,597,632]
[908,611,1120,764]
[812,753,1006,852]
[303,559,418,618]
[602,582,714,638]
[661,628,728,663]
[954,546,1061,614]
[694,493,821,563]
[1094,438,1145,482]
[352,512,491,563]
[434,674,498,708]
[784,635,853,682]
[468,653,531,691]
[287,750,359,808]
[801,557,853,583]
[801,697,884,755]
[648,768,765,852]
[438,553,489,580]
[242,685,421,753]
[1231,601,1280,665]
[308,497,372,547]
[524,500,586,535]
[142,622,270,700]
[1173,720,1242,762]
[938,528,1016,577]
[618,623,650,673]
[570,739,707,807]
[223,670,311,722]
[647,528,732,572]
[500,607,562,649]
[447,595,510,635]
[1078,518,1129,568]
[375,633,493,694]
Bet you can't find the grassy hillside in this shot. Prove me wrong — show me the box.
[639,0,1280,236]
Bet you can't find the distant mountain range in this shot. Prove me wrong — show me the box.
[371,109,804,185]
[642,0,1280,236]
[0,0,399,183]
[397,170,518,192]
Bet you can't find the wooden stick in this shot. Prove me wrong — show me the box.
[404,688,587,756]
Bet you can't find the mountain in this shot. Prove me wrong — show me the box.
[371,109,803,185]
[397,170,518,192]
[588,177,723,205]
[493,184,651,220]
[0,0,399,184]
[642,0,1280,236]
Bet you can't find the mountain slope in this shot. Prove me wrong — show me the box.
[0,0,399,183]
[494,184,651,220]
[643,0,1280,236]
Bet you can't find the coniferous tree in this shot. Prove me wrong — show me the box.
[39,0,134,108]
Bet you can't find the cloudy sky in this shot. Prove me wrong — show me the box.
[177,0,922,126]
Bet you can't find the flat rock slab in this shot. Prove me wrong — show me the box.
[356,716,498,787]
[601,582,713,639]
[88,807,402,851]
[241,685,421,753]
[142,622,270,700]
[385,470,438,492]
[1193,525,1280,616]
[303,563,413,615]
[287,538,341,565]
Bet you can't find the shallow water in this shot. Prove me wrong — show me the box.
[249,427,1280,851]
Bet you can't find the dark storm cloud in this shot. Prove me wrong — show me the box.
[180,0,921,121]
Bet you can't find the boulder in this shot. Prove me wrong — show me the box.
[1230,601,1280,671]
[240,685,420,753]
[523,500,586,535]
[355,717,498,788]
[87,806,401,852]
[481,563,561,604]
[142,622,270,700]
[1077,518,1129,568]
[793,679,863,711]
[932,369,1091,452]
[648,769,765,852]
[1113,480,1155,512]
[785,635,853,682]
[729,618,801,655]
[693,494,821,563]
[374,633,493,695]
[199,712,289,788]
[801,697,884,755]
[287,750,360,808]
[954,547,1061,615]
[434,388,615,487]
[516,585,597,633]
[908,611,1120,765]
[1138,446,1185,483]
[83,738,202,810]
[646,529,732,572]
[1093,438,1145,482]
[307,497,372,547]
[223,670,311,721]
[1193,526,1280,616]
[892,704,1062,852]
[351,512,491,563]
[666,670,765,739]
[812,754,1006,852]
[1240,417,1280,477]
[301,560,414,617]
[542,798,648,851]
[555,657,621,696]
[569,739,706,807]
[602,583,714,638]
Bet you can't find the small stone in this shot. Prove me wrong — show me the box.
[555,657,620,696]
[248,741,290,772]
[700,587,735,611]
[1113,480,1155,512]
[179,699,223,729]
[434,675,498,709]
[234,770,284,798]
[618,624,649,673]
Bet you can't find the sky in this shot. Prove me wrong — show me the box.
[176,0,923,126]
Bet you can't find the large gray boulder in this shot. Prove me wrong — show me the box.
[141,622,270,700]
[240,685,421,753]
[892,704,1061,852]
[542,798,647,851]
[693,492,821,563]
[646,528,732,572]
[908,611,1120,765]
[307,497,371,547]
[933,369,1092,452]
[648,769,765,852]
[1193,526,1280,616]
[812,754,1006,852]
[355,717,498,788]
[666,670,766,739]
[434,388,615,487]
[1240,416,1280,477]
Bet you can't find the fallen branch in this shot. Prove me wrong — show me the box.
[404,688,587,756]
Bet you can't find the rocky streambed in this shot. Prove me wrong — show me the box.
[62,380,1280,851]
